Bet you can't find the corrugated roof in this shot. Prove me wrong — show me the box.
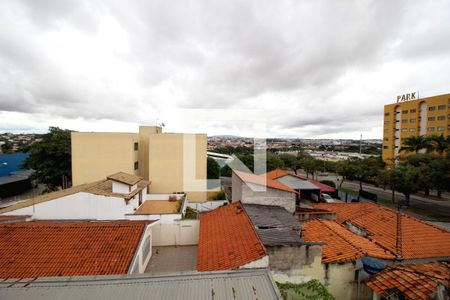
[302,219,395,263]
[0,220,153,278]
[197,202,267,271]
[243,204,303,246]
[313,203,450,260]
[0,269,282,300]
[366,262,450,300]
[233,170,297,194]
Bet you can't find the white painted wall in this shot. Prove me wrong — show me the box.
[1,192,141,220]
[239,255,269,269]
[145,193,185,201]
[112,181,131,194]
[151,220,199,246]
[128,223,155,274]
[187,201,228,212]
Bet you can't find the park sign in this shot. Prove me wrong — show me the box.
[397,92,418,103]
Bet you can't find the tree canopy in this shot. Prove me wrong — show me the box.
[22,127,72,192]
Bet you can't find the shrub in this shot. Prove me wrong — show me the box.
[320,180,336,188]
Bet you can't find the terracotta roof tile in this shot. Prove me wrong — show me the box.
[313,203,450,260]
[0,220,153,278]
[197,202,267,271]
[107,172,143,185]
[0,174,150,215]
[265,169,336,193]
[302,219,395,263]
[234,170,297,194]
[366,262,450,300]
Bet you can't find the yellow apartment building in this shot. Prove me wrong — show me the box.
[72,126,207,201]
[382,93,450,164]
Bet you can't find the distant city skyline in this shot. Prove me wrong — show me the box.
[1,1,449,139]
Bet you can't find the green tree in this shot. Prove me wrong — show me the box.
[220,165,232,177]
[1,141,13,153]
[22,127,72,192]
[207,157,220,179]
[390,164,420,206]
[266,154,284,173]
[278,153,300,174]
[353,157,385,190]
[427,134,449,154]
[400,135,433,153]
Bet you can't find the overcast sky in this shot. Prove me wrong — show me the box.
[0,0,449,139]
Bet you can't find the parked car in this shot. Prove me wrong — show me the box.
[320,193,335,203]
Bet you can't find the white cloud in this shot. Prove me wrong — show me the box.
[0,0,449,138]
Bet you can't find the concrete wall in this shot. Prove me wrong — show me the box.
[239,255,269,269]
[1,192,140,220]
[129,224,154,274]
[187,200,228,212]
[148,133,207,201]
[151,220,199,246]
[72,132,139,185]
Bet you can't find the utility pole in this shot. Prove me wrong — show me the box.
[359,134,362,155]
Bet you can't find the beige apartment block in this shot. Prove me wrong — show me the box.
[72,126,207,201]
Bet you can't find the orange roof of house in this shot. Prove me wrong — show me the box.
[233,170,297,194]
[197,202,267,271]
[0,220,153,279]
[134,200,180,214]
[313,203,450,260]
[107,172,143,186]
[302,219,395,263]
[366,262,450,300]
[265,169,307,181]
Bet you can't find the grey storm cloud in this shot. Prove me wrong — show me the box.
[0,0,450,137]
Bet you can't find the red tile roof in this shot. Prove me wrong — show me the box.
[265,169,336,193]
[197,202,267,271]
[0,220,153,278]
[234,170,297,194]
[367,262,450,300]
[313,203,450,260]
[0,215,30,224]
[302,219,395,263]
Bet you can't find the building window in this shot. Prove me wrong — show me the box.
[384,121,390,125]
[384,138,389,141]
[409,119,416,123]
[401,119,408,123]
[402,110,408,114]
[437,115,445,121]
[410,109,416,113]
[134,161,139,170]
[438,105,446,110]
[428,127,435,132]
[383,146,388,149]
[401,128,408,132]
[384,112,390,116]
[428,106,436,111]
[428,116,436,121]
[437,126,445,132]
[134,142,139,151]
[384,129,390,133]
[409,128,415,132]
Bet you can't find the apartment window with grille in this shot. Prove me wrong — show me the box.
[409,119,416,123]
[134,161,139,170]
[428,116,436,121]
[428,127,435,132]
[409,109,416,113]
[428,106,436,111]
[437,115,445,121]
[437,126,445,132]
[409,128,416,132]
[134,142,139,151]
[401,128,408,132]
[438,105,446,110]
